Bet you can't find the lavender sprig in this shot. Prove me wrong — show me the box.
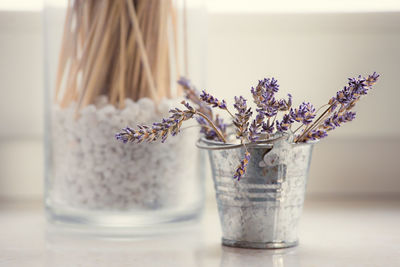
[116,101,227,144]
[197,115,227,140]
[116,101,196,144]
[233,151,251,181]
[200,90,227,109]
[249,119,261,142]
[178,77,228,140]
[291,102,316,125]
[322,111,356,131]
[251,78,292,137]
[296,72,379,142]
[233,96,252,140]
[278,94,292,111]
[262,121,275,134]
[301,129,328,142]
[178,77,212,118]
[251,78,279,119]
[276,113,295,132]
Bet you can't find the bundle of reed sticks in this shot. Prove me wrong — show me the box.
[55,0,185,110]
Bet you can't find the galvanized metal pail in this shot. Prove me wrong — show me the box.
[197,138,316,249]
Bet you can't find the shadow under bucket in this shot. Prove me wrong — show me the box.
[198,138,316,249]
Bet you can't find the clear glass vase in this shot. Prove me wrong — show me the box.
[43,0,206,233]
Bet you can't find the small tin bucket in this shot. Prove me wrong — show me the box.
[197,137,316,249]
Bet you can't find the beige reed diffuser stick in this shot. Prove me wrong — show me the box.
[55,0,184,112]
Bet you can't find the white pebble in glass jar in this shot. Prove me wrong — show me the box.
[50,97,198,211]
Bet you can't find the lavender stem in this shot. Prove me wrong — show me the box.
[296,103,334,142]
[196,111,227,143]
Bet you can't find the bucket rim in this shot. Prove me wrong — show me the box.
[196,135,319,150]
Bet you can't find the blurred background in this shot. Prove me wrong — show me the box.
[0,0,399,201]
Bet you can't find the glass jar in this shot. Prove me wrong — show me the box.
[43,0,206,233]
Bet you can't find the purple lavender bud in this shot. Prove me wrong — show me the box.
[181,100,195,111]
[365,72,380,86]
[291,102,316,125]
[276,121,284,132]
[234,96,247,111]
[115,128,133,143]
[233,96,252,139]
[251,78,284,121]
[249,120,260,142]
[259,77,279,93]
[328,97,338,112]
[344,111,356,121]
[248,113,267,142]
[264,106,278,117]
[306,130,328,141]
[322,111,356,131]
[348,76,369,95]
[262,121,275,134]
[200,90,227,109]
[233,151,251,181]
[276,113,295,132]
[336,86,355,104]
[278,94,292,111]
[333,73,379,110]
[287,93,292,107]
[177,77,192,89]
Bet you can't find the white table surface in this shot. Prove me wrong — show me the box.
[0,198,399,267]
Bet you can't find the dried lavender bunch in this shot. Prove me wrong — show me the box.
[117,73,379,180]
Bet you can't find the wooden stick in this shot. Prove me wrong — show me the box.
[54,0,182,112]
[156,0,168,99]
[131,0,147,101]
[118,1,127,109]
[54,0,73,102]
[126,0,158,103]
[80,1,120,108]
[169,0,181,97]
[183,0,188,77]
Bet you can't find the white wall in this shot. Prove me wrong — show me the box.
[0,6,399,199]
[0,11,43,198]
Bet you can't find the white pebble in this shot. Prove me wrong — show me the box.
[51,96,198,211]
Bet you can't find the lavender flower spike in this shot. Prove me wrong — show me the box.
[322,111,356,131]
[366,72,380,86]
[249,119,261,142]
[200,90,227,109]
[233,96,252,140]
[276,113,295,132]
[115,127,135,143]
[291,102,316,125]
[177,77,193,90]
[116,101,195,144]
[233,151,251,180]
[301,130,328,142]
